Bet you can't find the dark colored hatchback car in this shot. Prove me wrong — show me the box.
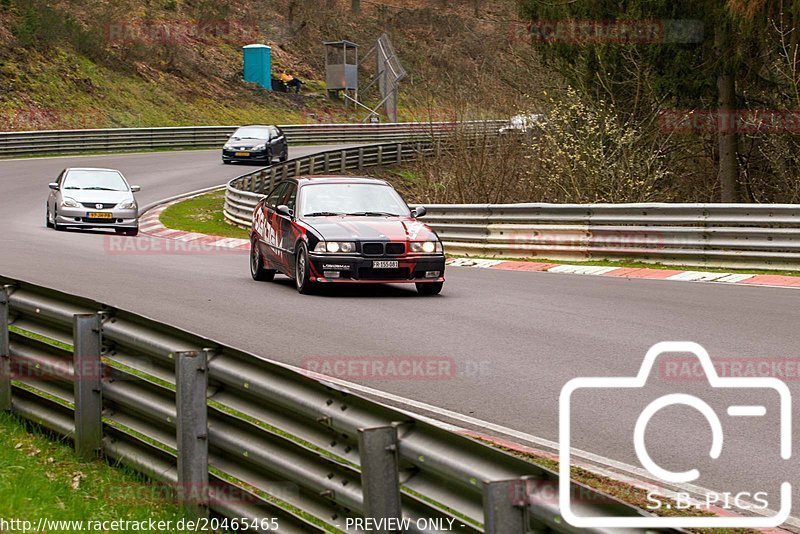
[222,125,289,164]
[249,176,446,295]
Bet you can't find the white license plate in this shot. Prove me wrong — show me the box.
[373,261,399,269]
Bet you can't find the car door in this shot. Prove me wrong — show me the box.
[270,126,286,158]
[275,182,299,273]
[258,182,288,267]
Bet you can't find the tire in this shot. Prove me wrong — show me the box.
[280,147,288,162]
[250,241,276,282]
[416,282,443,296]
[294,242,315,294]
[46,206,54,228]
[53,209,66,231]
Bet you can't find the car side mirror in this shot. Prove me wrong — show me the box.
[130,185,141,193]
[413,206,427,218]
[48,183,59,191]
[276,204,293,217]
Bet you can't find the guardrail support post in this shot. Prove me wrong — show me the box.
[176,350,209,519]
[358,147,364,170]
[309,156,316,175]
[483,479,529,533]
[73,313,103,459]
[377,146,383,165]
[269,168,277,192]
[358,425,402,529]
[340,150,347,172]
[323,153,330,172]
[396,143,402,164]
[0,287,11,412]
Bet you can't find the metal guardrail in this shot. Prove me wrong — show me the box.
[419,204,800,271]
[224,140,449,228]
[0,277,665,533]
[0,121,504,157]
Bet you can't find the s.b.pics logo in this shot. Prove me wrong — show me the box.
[559,342,793,528]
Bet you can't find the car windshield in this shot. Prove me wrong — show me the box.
[231,127,271,140]
[300,183,411,217]
[62,170,129,191]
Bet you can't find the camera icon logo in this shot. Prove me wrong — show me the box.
[559,341,793,528]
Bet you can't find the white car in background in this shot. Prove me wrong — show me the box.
[46,167,141,236]
[500,113,544,134]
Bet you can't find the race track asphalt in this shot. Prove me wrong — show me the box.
[1,148,798,522]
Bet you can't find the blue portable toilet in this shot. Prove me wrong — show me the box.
[243,44,272,90]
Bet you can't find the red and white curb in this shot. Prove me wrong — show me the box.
[138,196,250,251]
[447,258,800,290]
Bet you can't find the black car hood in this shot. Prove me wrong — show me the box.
[304,216,438,242]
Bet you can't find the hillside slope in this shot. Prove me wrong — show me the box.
[0,0,545,130]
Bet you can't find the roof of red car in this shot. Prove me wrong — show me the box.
[296,175,390,185]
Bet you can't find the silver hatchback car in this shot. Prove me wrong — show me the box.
[46,168,141,236]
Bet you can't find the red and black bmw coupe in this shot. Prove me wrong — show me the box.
[249,176,446,295]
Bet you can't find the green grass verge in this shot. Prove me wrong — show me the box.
[0,412,192,529]
[159,190,249,240]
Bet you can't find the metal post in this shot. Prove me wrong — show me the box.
[377,145,383,165]
[358,147,364,170]
[309,156,316,175]
[269,168,277,192]
[0,287,10,412]
[294,160,301,177]
[176,350,209,519]
[341,150,347,172]
[73,313,103,459]
[396,143,402,164]
[323,153,330,172]
[483,479,529,533]
[358,426,402,531]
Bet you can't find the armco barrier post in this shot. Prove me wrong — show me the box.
[358,425,402,530]
[73,313,103,459]
[0,286,10,411]
[483,479,528,533]
[176,350,210,519]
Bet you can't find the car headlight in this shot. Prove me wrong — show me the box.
[118,199,137,209]
[314,241,356,254]
[61,197,80,208]
[253,144,266,151]
[410,241,443,254]
[223,144,233,150]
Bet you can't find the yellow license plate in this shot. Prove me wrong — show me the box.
[235,152,250,157]
[88,212,113,219]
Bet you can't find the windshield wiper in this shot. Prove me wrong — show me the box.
[345,211,398,217]
[304,211,345,217]
[83,187,117,191]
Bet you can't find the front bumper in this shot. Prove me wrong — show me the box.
[56,207,138,229]
[308,254,446,283]
[222,149,271,162]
